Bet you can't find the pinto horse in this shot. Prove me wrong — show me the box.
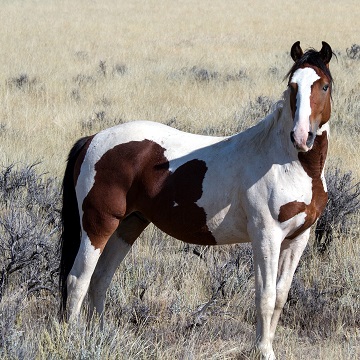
[60,41,333,359]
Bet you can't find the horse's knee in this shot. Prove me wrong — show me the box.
[256,288,277,314]
[274,286,288,309]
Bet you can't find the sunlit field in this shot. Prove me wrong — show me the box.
[0,0,359,359]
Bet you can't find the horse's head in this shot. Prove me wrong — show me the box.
[287,41,333,152]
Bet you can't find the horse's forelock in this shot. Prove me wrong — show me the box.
[286,49,334,86]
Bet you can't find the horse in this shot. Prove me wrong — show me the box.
[59,41,333,359]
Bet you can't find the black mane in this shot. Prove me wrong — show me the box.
[286,49,334,86]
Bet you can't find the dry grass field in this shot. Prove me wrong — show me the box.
[0,0,359,359]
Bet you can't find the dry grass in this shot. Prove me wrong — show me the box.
[0,0,359,359]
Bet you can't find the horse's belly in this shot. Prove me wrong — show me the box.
[148,202,248,246]
[206,205,249,244]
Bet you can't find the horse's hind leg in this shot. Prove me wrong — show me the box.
[66,211,120,321]
[88,213,149,321]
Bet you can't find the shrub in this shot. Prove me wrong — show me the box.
[189,66,219,82]
[98,60,107,77]
[233,96,275,132]
[6,73,38,91]
[346,44,360,60]
[0,163,61,302]
[113,63,127,76]
[73,74,95,86]
[314,166,360,254]
[81,111,124,132]
[171,66,247,84]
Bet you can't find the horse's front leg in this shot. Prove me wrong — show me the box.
[269,228,310,341]
[250,224,283,360]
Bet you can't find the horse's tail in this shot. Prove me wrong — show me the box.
[59,136,90,319]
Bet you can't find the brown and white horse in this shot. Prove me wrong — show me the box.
[60,41,333,359]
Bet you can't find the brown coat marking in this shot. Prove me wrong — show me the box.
[278,132,328,239]
[81,140,216,248]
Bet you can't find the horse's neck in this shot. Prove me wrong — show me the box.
[246,91,296,159]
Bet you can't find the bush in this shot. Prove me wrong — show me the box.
[6,73,38,91]
[314,166,360,253]
[0,163,61,302]
[346,44,360,60]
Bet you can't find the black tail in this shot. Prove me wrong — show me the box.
[59,136,91,319]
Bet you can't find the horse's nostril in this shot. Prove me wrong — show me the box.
[290,131,295,143]
[306,132,315,147]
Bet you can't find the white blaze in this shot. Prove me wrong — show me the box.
[290,68,320,150]
[317,122,330,192]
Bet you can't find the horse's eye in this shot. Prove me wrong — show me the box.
[323,84,329,91]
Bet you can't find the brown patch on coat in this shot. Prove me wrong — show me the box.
[81,139,216,249]
[278,132,328,239]
[277,201,305,223]
[150,158,216,245]
[308,68,332,128]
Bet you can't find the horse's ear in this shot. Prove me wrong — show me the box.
[320,41,333,65]
[290,41,303,62]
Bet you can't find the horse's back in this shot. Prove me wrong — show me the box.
[74,121,251,245]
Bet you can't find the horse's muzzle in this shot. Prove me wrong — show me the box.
[290,131,314,152]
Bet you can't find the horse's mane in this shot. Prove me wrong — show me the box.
[285,48,334,87]
[238,93,288,147]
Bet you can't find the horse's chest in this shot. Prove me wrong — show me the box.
[277,171,327,239]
